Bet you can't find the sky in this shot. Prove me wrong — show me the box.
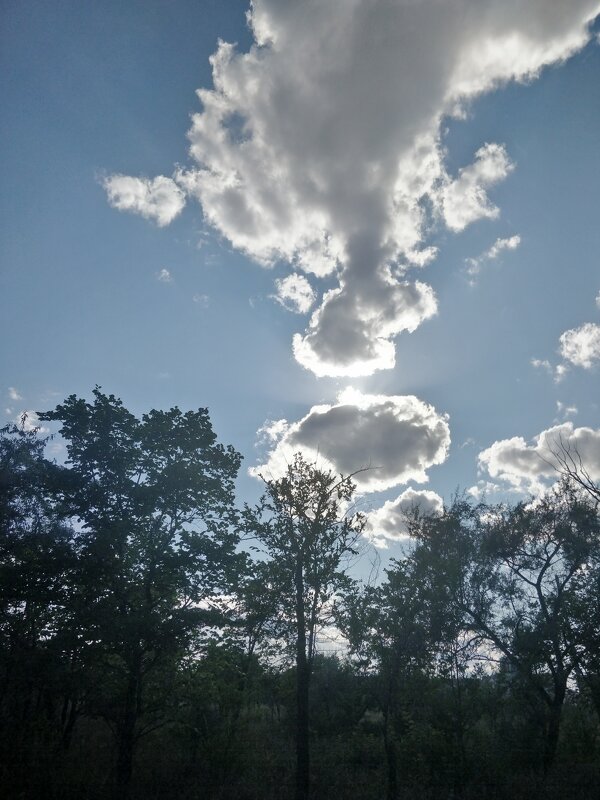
[2,0,600,553]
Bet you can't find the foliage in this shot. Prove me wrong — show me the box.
[242,453,366,800]
[1,403,600,800]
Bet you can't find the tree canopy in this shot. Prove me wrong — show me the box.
[1,393,600,800]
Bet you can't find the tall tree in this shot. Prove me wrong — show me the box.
[0,422,76,792]
[243,454,366,800]
[411,485,599,774]
[39,389,242,798]
[340,548,459,800]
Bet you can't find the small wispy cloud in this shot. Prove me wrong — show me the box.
[156,268,173,283]
[531,357,553,374]
[555,400,578,421]
[8,386,22,401]
[255,418,289,448]
[531,320,600,383]
[531,358,568,384]
[467,480,505,500]
[559,322,600,370]
[443,145,514,233]
[103,174,186,227]
[272,273,316,314]
[193,293,210,308]
[465,234,521,283]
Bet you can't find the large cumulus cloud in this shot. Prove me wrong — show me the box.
[251,388,450,492]
[104,0,599,376]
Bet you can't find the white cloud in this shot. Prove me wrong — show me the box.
[467,480,505,500]
[465,233,521,280]
[8,387,22,401]
[193,293,210,307]
[442,144,514,232]
[105,0,599,375]
[559,322,600,369]
[103,174,185,227]
[255,418,290,447]
[251,387,450,493]
[366,488,443,547]
[486,235,522,261]
[14,410,49,434]
[157,268,173,283]
[596,290,600,309]
[293,275,437,377]
[478,422,600,494]
[556,401,578,420]
[531,321,600,381]
[273,273,316,314]
[531,358,553,374]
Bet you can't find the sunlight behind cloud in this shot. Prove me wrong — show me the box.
[251,387,450,493]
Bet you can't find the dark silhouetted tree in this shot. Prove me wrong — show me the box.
[411,484,599,774]
[243,453,366,800]
[39,389,242,798]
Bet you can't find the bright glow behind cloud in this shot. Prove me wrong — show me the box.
[104,0,599,376]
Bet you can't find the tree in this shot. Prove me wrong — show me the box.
[340,542,466,800]
[39,389,242,798]
[544,435,600,505]
[0,422,77,794]
[243,454,366,800]
[411,485,600,774]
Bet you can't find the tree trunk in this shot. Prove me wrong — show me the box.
[383,707,398,800]
[295,564,310,800]
[451,651,466,799]
[114,655,142,800]
[583,673,600,723]
[382,661,399,800]
[115,723,135,800]
[60,697,79,751]
[542,687,565,775]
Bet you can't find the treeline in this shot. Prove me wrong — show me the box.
[1,390,599,800]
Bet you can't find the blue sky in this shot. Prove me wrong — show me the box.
[2,0,600,551]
